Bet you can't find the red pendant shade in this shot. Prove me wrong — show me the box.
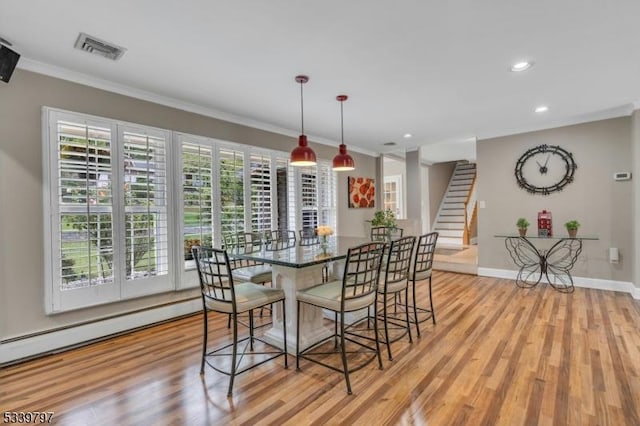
[332,94,355,171]
[290,135,316,166]
[290,75,317,167]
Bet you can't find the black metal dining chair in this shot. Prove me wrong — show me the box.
[192,246,287,397]
[370,226,404,242]
[298,228,320,246]
[376,235,416,360]
[266,230,297,250]
[295,241,386,395]
[409,232,438,337]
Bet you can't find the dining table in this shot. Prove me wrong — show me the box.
[227,236,371,354]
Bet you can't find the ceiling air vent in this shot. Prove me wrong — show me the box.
[74,33,126,61]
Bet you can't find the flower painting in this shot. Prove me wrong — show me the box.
[348,176,375,208]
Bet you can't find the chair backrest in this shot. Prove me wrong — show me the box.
[413,232,438,279]
[266,230,297,250]
[192,246,236,309]
[299,228,320,246]
[382,236,416,289]
[370,226,404,242]
[341,242,386,310]
[223,232,263,268]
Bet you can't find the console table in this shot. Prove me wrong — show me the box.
[495,235,598,293]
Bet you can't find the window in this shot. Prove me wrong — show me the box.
[44,108,337,311]
[219,148,245,236]
[44,110,173,313]
[384,175,403,218]
[292,161,336,232]
[250,154,272,234]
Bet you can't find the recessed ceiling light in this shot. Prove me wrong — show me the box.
[383,142,396,146]
[535,105,549,113]
[511,61,533,72]
[403,133,413,139]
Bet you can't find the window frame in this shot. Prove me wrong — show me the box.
[44,107,338,311]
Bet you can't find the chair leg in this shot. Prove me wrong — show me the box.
[373,301,383,370]
[227,313,232,329]
[227,313,238,397]
[334,312,339,348]
[428,277,436,325]
[282,299,288,368]
[339,311,352,395]
[296,301,301,370]
[249,309,255,351]
[383,294,392,361]
[412,279,421,337]
[200,308,208,375]
[404,288,413,343]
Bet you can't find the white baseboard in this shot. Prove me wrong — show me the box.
[477,267,639,299]
[0,299,201,365]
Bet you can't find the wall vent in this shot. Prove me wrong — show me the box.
[74,33,126,61]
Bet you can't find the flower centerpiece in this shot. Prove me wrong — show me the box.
[316,225,334,255]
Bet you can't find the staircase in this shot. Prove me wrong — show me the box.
[433,161,476,246]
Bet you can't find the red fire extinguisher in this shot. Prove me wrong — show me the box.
[538,210,552,237]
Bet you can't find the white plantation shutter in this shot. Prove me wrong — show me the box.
[50,115,119,312]
[300,165,318,231]
[219,148,245,236]
[121,128,170,287]
[250,154,272,233]
[317,161,337,227]
[181,142,213,257]
[45,109,337,313]
[275,157,290,231]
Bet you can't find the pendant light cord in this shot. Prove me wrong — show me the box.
[340,100,344,144]
[300,80,304,134]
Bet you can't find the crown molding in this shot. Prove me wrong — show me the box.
[476,104,635,142]
[17,57,379,157]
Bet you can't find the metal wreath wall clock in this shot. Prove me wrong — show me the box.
[514,144,577,195]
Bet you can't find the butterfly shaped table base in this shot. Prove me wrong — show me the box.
[503,237,585,293]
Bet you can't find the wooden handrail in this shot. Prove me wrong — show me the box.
[463,171,477,246]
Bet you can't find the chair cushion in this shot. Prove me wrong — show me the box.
[412,269,432,281]
[232,264,272,283]
[297,280,376,312]
[378,277,409,294]
[204,282,284,314]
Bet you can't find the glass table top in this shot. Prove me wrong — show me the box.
[227,236,374,268]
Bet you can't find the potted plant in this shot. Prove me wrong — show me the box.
[371,209,397,228]
[516,218,530,237]
[564,220,580,238]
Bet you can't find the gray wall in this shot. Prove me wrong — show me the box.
[477,117,633,285]
[0,69,377,340]
[428,161,457,228]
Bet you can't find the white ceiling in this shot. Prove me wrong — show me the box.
[2,1,640,163]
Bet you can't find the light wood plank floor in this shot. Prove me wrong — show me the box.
[2,272,640,425]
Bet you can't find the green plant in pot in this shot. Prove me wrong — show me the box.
[516,218,530,237]
[564,220,580,238]
[371,209,397,228]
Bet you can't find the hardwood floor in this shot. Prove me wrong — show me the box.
[2,272,640,425]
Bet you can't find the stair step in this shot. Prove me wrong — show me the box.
[437,217,464,223]
[443,202,465,209]
[438,229,464,238]
[451,178,474,184]
[440,210,465,216]
[444,196,467,203]
[435,223,464,230]
[437,236,464,246]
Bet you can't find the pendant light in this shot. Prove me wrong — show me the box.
[332,94,355,171]
[290,75,317,166]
